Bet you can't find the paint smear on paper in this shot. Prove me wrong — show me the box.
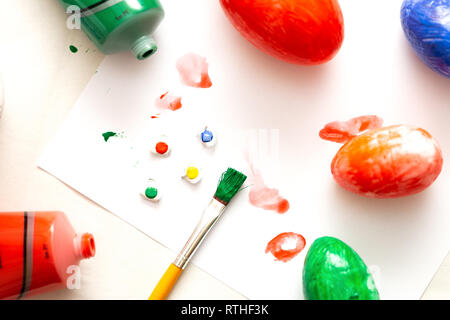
[319,115,383,143]
[102,131,119,142]
[248,166,290,214]
[69,45,78,53]
[176,53,212,88]
[155,92,182,111]
[265,232,306,262]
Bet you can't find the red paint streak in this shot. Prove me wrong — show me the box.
[155,142,169,154]
[319,115,383,143]
[265,232,306,262]
[151,115,159,119]
[248,166,290,214]
[155,92,182,111]
[176,53,212,88]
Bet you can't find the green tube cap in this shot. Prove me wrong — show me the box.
[131,36,158,60]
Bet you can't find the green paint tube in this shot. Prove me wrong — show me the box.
[59,0,164,60]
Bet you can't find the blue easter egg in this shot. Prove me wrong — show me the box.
[401,0,450,78]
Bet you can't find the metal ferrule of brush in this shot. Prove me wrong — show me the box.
[173,198,226,269]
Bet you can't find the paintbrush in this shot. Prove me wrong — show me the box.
[149,167,247,300]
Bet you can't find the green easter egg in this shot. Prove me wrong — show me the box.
[303,236,379,300]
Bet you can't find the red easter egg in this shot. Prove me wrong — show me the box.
[329,125,443,198]
[219,0,344,65]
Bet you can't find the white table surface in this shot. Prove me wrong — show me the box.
[0,0,448,300]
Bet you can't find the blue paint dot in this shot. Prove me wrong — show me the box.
[201,129,214,143]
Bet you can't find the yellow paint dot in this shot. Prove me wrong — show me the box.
[186,167,199,180]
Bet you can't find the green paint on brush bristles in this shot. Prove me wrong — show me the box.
[214,168,247,205]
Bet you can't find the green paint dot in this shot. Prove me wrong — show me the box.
[145,187,158,199]
[102,131,117,142]
[69,45,78,53]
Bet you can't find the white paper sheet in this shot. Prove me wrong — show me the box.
[39,0,450,299]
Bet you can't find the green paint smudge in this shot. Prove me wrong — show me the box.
[102,131,117,142]
[69,45,78,53]
[102,131,126,142]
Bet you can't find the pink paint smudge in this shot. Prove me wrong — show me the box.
[319,115,383,143]
[265,232,306,262]
[248,166,290,214]
[155,92,182,111]
[176,53,212,88]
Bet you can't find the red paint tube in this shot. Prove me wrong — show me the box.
[0,211,95,299]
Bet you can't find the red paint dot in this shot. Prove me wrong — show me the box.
[155,142,169,154]
[265,232,306,262]
[277,199,290,214]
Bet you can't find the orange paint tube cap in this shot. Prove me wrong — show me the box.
[81,233,96,259]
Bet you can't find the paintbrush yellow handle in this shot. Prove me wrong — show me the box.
[149,263,183,300]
